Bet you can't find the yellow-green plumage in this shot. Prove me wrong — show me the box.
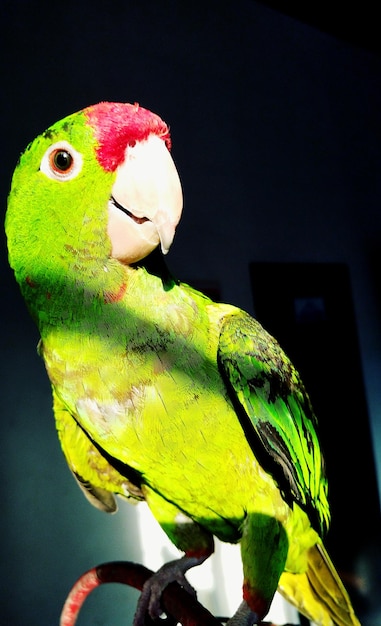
[5,103,360,625]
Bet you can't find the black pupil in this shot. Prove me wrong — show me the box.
[54,150,72,171]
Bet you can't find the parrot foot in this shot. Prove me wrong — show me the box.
[225,601,260,625]
[132,555,206,626]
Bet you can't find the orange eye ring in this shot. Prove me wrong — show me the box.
[40,141,83,181]
[50,149,74,173]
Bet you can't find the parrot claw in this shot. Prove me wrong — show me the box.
[225,601,259,625]
[132,556,201,626]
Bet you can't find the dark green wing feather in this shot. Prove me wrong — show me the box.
[217,309,330,536]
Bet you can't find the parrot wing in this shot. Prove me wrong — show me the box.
[53,390,144,513]
[217,309,330,536]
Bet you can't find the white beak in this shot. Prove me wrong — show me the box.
[107,134,183,264]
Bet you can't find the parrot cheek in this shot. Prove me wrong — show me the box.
[107,204,160,264]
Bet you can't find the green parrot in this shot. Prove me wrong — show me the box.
[5,102,360,626]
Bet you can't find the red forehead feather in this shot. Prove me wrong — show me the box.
[85,102,171,172]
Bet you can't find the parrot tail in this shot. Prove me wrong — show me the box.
[278,543,361,625]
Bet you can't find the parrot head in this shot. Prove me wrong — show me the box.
[6,102,183,279]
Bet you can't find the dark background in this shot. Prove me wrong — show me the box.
[1,1,381,624]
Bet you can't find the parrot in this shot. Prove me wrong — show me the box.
[5,101,360,626]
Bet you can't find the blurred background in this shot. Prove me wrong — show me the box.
[1,1,380,624]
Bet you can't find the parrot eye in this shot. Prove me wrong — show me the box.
[40,141,83,181]
[52,149,73,172]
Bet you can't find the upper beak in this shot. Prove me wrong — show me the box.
[110,134,183,257]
